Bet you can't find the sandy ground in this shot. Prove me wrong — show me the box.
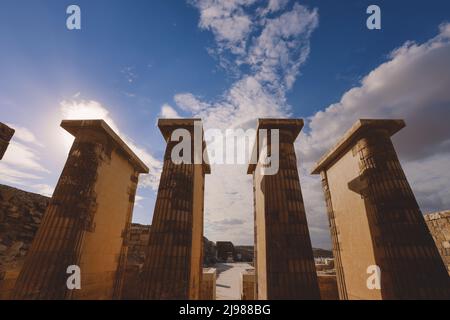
[215,262,253,300]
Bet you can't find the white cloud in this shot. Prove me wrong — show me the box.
[6,123,44,147]
[185,2,319,245]
[187,1,450,248]
[0,125,50,197]
[298,23,450,242]
[59,99,163,191]
[174,93,210,113]
[2,141,49,173]
[0,162,43,185]
[264,0,289,14]
[160,103,181,119]
[190,0,258,54]
[30,184,54,197]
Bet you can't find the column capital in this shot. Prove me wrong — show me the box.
[158,118,211,174]
[61,119,149,174]
[311,119,405,175]
[248,118,304,174]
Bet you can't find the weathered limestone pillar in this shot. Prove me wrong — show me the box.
[248,119,320,300]
[140,119,210,300]
[0,122,15,160]
[12,120,149,300]
[200,268,216,300]
[311,119,450,300]
[241,269,255,300]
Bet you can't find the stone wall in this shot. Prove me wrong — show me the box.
[0,185,49,299]
[200,268,216,300]
[425,211,450,275]
[121,224,151,299]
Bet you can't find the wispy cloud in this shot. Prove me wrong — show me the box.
[298,22,450,242]
[177,1,319,245]
[159,103,181,119]
[60,99,163,191]
[0,122,51,195]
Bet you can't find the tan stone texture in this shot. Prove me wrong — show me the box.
[241,269,255,300]
[312,119,450,300]
[317,273,339,300]
[200,268,216,300]
[425,211,450,275]
[249,119,320,300]
[140,119,210,300]
[12,120,148,300]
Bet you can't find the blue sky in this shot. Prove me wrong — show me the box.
[1,0,450,248]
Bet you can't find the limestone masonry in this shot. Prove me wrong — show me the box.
[12,120,149,299]
[248,119,320,300]
[425,211,450,275]
[312,119,450,300]
[139,119,210,300]
[1,117,449,301]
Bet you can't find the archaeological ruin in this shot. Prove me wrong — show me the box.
[12,120,149,299]
[425,211,450,275]
[0,117,449,301]
[139,119,210,300]
[248,119,320,300]
[311,119,450,300]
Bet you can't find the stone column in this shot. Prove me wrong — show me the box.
[0,122,15,160]
[312,119,450,300]
[140,119,210,300]
[248,119,320,300]
[12,120,149,300]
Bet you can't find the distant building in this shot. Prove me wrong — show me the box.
[216,241,235,262]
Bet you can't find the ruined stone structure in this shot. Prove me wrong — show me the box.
[121,224,151,300]
[140,119,210,300]
[425,211,450,275]
[0,185,49,299]
[200,268,216,300]
[312,119,450,300]
[0,122,14,160]
[248,119,320,300]
[241,269,255,300]
[12,120,149,300]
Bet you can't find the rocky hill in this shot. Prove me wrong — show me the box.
[0,185,49,274]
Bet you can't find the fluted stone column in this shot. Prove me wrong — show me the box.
[12,120,148,300]
[312,119,450,300]
[248,119,320,300]
[0,122,15,160]
[140,119,210,300]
